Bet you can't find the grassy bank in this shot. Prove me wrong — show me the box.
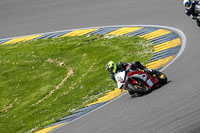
[0,35,154,133]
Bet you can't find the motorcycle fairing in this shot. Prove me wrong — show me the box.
[128,70,159,88]
[115,71,126,89]
[195,4,200,14]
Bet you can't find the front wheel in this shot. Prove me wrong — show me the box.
[127,81,151,95]
[197,17,200,26]
[197,20,200,26]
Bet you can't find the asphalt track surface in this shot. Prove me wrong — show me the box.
[1,0,200,133]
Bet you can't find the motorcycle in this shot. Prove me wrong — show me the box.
[115,66,167,96]
[195,3,200,26]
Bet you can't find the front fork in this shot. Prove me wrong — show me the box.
[124,78,137,91]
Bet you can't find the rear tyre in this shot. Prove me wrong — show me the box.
[157,72,167,85]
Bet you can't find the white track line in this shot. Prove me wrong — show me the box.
[48,25,187,133]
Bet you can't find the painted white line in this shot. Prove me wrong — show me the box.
[0,25,186,133]
[47,25,187,133]
[49,92,128,133]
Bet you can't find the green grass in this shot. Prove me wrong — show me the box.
[0,35,154,133]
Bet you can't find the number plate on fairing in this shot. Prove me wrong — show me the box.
[147,79,153,87]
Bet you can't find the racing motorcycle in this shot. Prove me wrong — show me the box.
[115,67,167,96]
[195,2,200,26]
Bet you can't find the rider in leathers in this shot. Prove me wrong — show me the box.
[106,61,157,83]
[183,0,200,19]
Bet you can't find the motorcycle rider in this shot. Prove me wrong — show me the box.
[183,0,200,19]
[106,60,158,83]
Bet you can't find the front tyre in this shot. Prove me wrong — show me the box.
[197,17,200,26]
[128,89,135,95]
[127,81,151,95]
[197,20,200,26]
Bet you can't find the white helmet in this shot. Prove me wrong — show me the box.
[183,0,192,9]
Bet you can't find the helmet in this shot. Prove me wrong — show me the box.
[183,0,192,9]
[106,61,117,73]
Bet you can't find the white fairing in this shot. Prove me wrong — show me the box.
[115,71,126,89]
[195,4,200,15]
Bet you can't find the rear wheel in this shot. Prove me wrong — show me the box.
[157,72,167,85]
